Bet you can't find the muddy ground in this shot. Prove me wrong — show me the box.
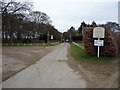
[67,46,119,88]
[2,46,56,81]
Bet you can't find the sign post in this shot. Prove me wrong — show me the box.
[97,38,100,57]
[93,27,105,58]
[94,38,104,57]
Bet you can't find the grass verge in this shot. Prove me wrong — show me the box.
[71,43,119,64]
[2,43,60,46]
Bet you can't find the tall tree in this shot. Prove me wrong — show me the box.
[1,0,32,14]
[91,21,97,27]
[67,26,76,36]
[1,0,33,42]
[29,11,52,24]
[1,0,61,43]
[78,21,86,34]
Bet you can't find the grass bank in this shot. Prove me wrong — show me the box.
[70,43,119,64]
[2,43,60,46]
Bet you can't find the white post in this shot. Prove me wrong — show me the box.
[97,38,100,58]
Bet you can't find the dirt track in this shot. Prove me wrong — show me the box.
[2,44,119,88]
[3,43,86,88]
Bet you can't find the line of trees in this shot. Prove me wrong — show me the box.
[1,0,61,43]
[63,21,120,42]
[63,21,96,42]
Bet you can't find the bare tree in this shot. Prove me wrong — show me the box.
[1,0,61,43]
[1,0,32,14]
[1,0,33,42]
[29,11,52,24]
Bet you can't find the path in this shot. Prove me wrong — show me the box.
[3,43,86,88]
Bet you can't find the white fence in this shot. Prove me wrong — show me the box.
[72,42,84,49]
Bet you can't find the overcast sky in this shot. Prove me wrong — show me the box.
[22,0,119,32]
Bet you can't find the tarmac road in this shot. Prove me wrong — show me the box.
[3,43,86,88]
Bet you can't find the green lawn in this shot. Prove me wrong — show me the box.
[71,43,119,64]
[2,43,60,46]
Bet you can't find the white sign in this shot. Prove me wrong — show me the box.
[94,40,104,46]
[93,27,105,38]
[51,35,53,39]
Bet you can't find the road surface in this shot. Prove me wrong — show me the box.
[3,43,86,88]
